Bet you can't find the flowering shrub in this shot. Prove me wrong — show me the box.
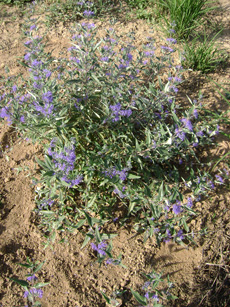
[10,258,49,307]
[0,16,223,250]
[131,269,176,306]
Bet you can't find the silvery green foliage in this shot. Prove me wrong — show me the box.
[0,19,222,246]
[10,258,49,307]
[131,269,177,306]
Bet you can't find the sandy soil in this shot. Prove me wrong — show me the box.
[0,1,229,306]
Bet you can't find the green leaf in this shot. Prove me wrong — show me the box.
[34,261,45,274]
[182,218,189,232]
[60,179,71,187]
[44,155,53,169]
[167,294,178,300]
[44,170,55,177]
[34,282,50,288]
[17,263,33,269]
[101,233,117,240]
[33,302,42,306]
[135,138,141,151]
[81,234,93,249]
[101,291,111,304]
[17,60,29,68]
[128,174,141,179]
[39,210,55,215]
[91,74,101,85]
[146,128,151,145]
[74,219,86,229]
[35,157,46,169]
[128,201,135,214]
[158,181,164,201]
[84,211,93,227]
[95,225,101,242]
[10,278,29,287]
[66,79,82,84]
[131,289,147,305]
[87,194,97,208]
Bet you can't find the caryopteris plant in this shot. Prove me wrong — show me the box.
[0,14,225,252]
[131,269,177,306]
[10,258,49,307]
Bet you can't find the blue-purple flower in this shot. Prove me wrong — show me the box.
[27,274,37,282]
[24,288,43,299]
[32,59,43,67]
[175,128,186,141]
[166,38,177,44]
[164,229,172,243]
[0,107,11,124]
[42,91,53,103]
[173,201,182,215]
[181,118,193,131]
[46,141,83,188]
[24,53,31,61]
[83,10,95,17]
[30,24,36,31]
[187,197,193,208]
[43,69,52,78]
[109,103,132,122]
[91,241,107,256]
[215,175,224,184]
[12,85,17,92]
[176,229,184,240]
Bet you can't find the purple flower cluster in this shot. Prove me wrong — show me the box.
[103,165,130,181]
[144,292,159,302]
[0,106,11,124]
[175,127,186,141]
[164,228,172,243]
[47,139,83,188]
[24,36,43,64]
[109,103,132,122]
[176,229,184,240]
[181,118,193,131]
[32,91,55,117]
[83,10,95,17]
[144,50,155,57]
[215,174,224,184]
[161,45,174,53]
[39,198,54,209]
[105,258,121,265]
[172,200,182,215]
[207,180,215,190]
[24,288,43,299]
[113,186,127,198]
[24,34,53,95]
[81,22,95,29]
[0,88,34,125]
[91,241,107,256]
[166,37,177,44]
[186,197,193,208]
[27,274,37,282]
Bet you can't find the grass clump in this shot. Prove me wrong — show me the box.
[154,0,217,39]
[182,30,228,73]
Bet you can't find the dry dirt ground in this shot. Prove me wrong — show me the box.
[0,1,230,306]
